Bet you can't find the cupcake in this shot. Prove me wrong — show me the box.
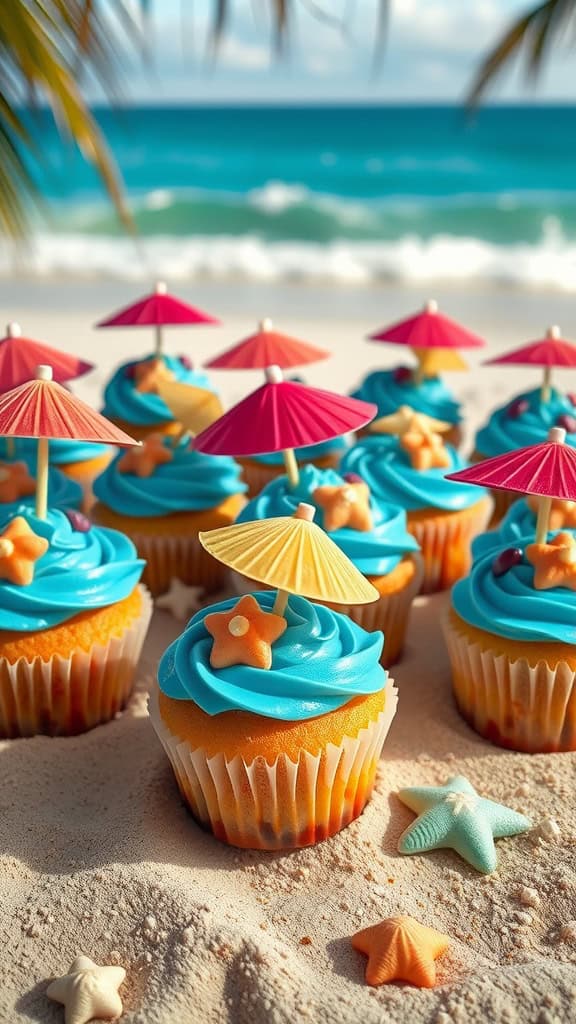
[0,457,82,515]
[444,530,576,753]
[233,464,422,665]
[341,421,492,593]
[92,433,247,597]
[0,506,151,737]
[472,495,576,562]
[238,436,349,497]
[101,353,214,441]
[472,388,576,521]
[150,589,397,850]
[351,368,462,447]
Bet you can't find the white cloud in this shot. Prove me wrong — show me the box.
[217,36,270,71]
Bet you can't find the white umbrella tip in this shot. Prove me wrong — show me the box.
[425,299,438,315]
[6,321,21,338]
[547,324,561,339]
[265,364,284,384]
[155,280,168,294]
[259,317,273,332]
[549,426,566,444]
[294,502,316,522]
[36,364,53,381]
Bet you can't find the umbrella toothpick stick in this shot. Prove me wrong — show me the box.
[35,365,53,520]
[272,503,315,616]
[283,448,300,488]
[535,496,552,544]
[541,326,560,403]
[154,281,167,358]
[412,348,426,387]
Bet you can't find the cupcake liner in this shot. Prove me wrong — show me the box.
[0,585,152,738]
[129,532,227,598]
[230,554,423,667]
[406,497,492,594]
[444,611,576,753]
[239,455,341,498]
[149,683,398,850]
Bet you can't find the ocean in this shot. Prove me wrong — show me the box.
[8,104,576,289]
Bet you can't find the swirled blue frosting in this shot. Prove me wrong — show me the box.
[0,462,82,517]
[102,353,214,427]
[158,591,387,720]
[5,437,110,467]
[340,435,482,512]
[472,500,576,561]
[0,506,144,631]
[452,539,576,644]
[93,434,246,517]
[251,436,349,466]
[475,387,576,457]
[351,368,461,425]
[236,464,418,576]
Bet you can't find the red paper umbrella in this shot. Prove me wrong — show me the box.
[96,281,220,357]
[0,365,138,519]
[205,318,329,370]
[0,322,93,390]
[194,365,376,486]
[446,426,576,542]
[369,299,485,350]
[484,326,576,403]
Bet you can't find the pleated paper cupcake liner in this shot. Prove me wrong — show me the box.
[444,611,576,753]
[0,585,152,738]
[406,497,493,594]
[149,683,398,850]
[230,555,422,667]
[129,532,227,598]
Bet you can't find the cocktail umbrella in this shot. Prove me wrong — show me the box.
[446,426,576,543]
[157,380,224,440]
[204,318,329,370]
[0,365,138,519]
[484,326,576,404]
[369,299,485,385]
[193,365,376,487]
[0,322,93,389]
[95,281,220,358]
[200,502,378,616]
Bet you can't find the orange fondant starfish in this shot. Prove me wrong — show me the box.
[526,495,576,531]
[313,481,373,532]
[525,531,576,591]
[352,915,450,988]
[0,461,36,504]
[0,516,49,586]
[117,433,173,478]
[133,358,175,395]
[400,418,451,471]
[204,594,287,670]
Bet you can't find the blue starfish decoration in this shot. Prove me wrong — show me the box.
[397,776,532,874]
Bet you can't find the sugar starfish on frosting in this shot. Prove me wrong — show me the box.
[370,405,451,438]
[47,955,125,1024]
[117,432,173,477]
[397,776,532,874]
[205,594,287,670]
[0,461,35,503]
[156,578,204,621]
[400,421,451,471]
[526,495,576,531]
[352,915,450,988]
[0,516,48,586]
[525,531,576,591]
[312,480,373,532]
[133,357,175,394]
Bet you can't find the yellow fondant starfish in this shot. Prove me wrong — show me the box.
[133,357,175,394]
[400,422,451,471]
[369,405,451,437]
[117,433,173,477]
[0,516,48,586]
[352,915,450,988]
[525,531,576,591]
[313,481,373,532]
[204,594,287,670]
[0,461,36,504]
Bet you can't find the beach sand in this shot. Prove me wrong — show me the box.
[0,279,575,1024]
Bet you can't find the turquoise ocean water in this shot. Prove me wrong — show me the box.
[11,104,576,287]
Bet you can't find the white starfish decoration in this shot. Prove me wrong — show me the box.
[155,578,204,621]
[46,955,125,1024]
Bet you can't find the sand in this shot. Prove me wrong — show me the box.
[0,279,576,1024]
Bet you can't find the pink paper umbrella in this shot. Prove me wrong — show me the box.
[0,365,138,519]
[193,365,376,486]
[484,325,576,403]
[205,317,329,370]
[446,426,576,542]
[96,281,220,358]
[0,322,93,389]
[369,299,485,350]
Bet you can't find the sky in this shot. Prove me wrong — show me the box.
[114,0,576,104]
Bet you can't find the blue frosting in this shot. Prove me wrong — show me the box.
[102,353,214,427]
[351,368,461,425]
[158,591,387,720]
[251,436,349,466]
[0,506,145,631]
[4,437,110,467]
[236,464,418,576]
[340,434,482,512]
[93,434,246,517]
[472,499,576,561]
[452,539,576,645]
[475,387,576,457]
[0,460,82,516]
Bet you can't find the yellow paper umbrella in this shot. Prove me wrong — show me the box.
[199,502,378,616]
[412,347,468,377]
[369,405,451,437]
[157,380,224,437]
